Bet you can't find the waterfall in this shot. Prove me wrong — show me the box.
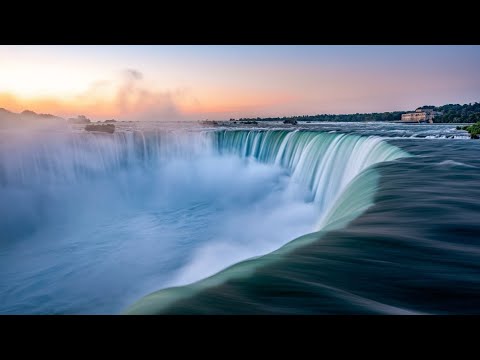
[212,130,408,229]
[121,129,410,314]
[0,129,408,235]
[0,130,211,187]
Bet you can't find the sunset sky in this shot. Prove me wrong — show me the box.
[1,45,479,121]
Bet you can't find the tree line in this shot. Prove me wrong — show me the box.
[232,102,480,123]
[430,103,480,123]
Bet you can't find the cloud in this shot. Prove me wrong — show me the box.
[113,69,182,120]
[0,69,192,121]
[125,69,143,80]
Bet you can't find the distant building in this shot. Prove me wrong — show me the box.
[401,107,443,123]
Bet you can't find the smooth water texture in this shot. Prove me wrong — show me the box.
[128,124,480,315]
[0,127,406,314]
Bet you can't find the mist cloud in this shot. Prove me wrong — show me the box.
[0,68,193,121]
[125,69,143,80]
[113,69,181,121]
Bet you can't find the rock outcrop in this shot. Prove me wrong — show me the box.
[457,122,480,139]
[0,108,66,129]
[85,124,115,134]
[68,115,91,124]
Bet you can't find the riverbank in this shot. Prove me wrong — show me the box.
[457,122,480,139]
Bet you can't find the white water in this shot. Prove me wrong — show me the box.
[0,129,407,314]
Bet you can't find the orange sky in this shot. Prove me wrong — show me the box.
[1,45,479,121]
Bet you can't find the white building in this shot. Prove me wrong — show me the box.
[401,108,443,123]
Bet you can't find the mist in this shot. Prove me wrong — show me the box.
[0,69,192,122]
[0,129,320,314]
[0,125,408,314]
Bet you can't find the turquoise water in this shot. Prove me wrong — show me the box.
[1,123,479,314]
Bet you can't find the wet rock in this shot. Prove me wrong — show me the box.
[85,124,115,134]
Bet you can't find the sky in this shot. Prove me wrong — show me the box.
[1,45,479,121]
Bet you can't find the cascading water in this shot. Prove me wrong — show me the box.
[124,130,409,314]
[212,130,408,228]
[0,128,409,314]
